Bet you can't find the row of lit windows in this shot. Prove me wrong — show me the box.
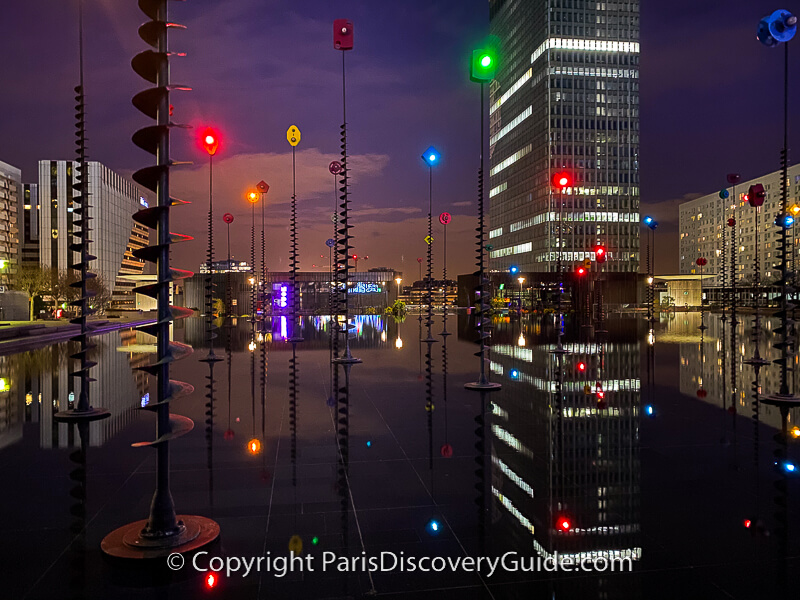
[490,144,532,176]
[490,242,533,258]
[490,68,532,116]
[491,106,533,146]
[490,182,507,198]
[532,37,640,64]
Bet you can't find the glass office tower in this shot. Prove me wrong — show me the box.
[488,0,640,274]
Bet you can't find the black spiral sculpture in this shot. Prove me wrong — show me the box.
[54,0,109,425]
[101,0,219,558]
[465,82,500,391]
[66,421,90,597]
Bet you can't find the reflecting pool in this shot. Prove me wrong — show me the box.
[1,311,798,599]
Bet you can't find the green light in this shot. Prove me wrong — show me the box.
[311,536,319,545]
[0,260,6,269]
[0,378,8,392]
[480,55,492,67]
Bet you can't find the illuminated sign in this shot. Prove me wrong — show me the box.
[141,393,150,407]
[139,197,149,208]
[351,282,382,294]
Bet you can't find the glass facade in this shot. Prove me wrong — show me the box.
[0,161,21,285]
[488,0,640,273]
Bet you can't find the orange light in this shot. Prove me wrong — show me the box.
[791,426,800,438]
[247,438,262,455]
[206,573,217,588]
[247,191,259,204]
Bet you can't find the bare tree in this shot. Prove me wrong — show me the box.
[11,264,52,320]
[86,275,113,315]
[50,269,80,310]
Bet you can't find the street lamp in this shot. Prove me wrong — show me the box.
[517,276,525,316]
[395,277,402,302]
[552,172,572,353]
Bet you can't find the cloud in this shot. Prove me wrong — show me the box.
[169,148,390,209]
[451,201,472,207]
[351,206,422,217]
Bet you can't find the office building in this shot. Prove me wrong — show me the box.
[19,183,39,266]
[0,160,21,285]
[679,164,800,284]
[487,0,641,274]
[38,160,150,309]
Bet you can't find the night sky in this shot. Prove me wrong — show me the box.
[2,0,799,277]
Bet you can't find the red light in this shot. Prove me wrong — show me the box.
[206,573,217,588]
[200,127,220,156]
[597,390,605,399]
[743,194,749,202]
[577,267,586,276]
[578,362,586,371]
[552,172,572,189]
[744,519,752,529]
[594,245,607,264]
[557,518,572,531]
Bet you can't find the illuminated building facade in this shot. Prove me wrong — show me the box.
[20,183,39,266]
[487,0,641,274]
[37,160,150,309]
[0,160,22,285]
[678,164,800,285]
[488,322,641,582]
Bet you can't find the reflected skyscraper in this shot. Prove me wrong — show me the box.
[488,318,641,595]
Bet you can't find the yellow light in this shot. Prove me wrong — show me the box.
[257,333,264,343]
[0,378,8,392]
[517,333,526,347]
[647,276,654,285]
[381,331,387,342]
[791,426,800,438]
[247,191,259,203]
[395,277,402,286]
[792,205,800,216]
[517,277,525,285]
[395,337,403,349]
[248,341,256,352]
[247,438,262,455]
[249,277,255,285]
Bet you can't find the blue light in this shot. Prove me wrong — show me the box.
[366,440,372,447]
[644,404,655,417]
[783,214,795,229]
[421,146,441,167]
[427,519,441,534]
[509,369,520,380]
[509,265,519,275]
[643,216,653,225]
[781,460,797,473]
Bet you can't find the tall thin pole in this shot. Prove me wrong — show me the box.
[778,41,791,395]
[424,165,436,343]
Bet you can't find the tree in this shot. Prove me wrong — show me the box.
[86,275,113,315]
[50,269,79,310]
[12,264,51,321]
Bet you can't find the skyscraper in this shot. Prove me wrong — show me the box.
[38,160,150,309]
[488,0,640,275]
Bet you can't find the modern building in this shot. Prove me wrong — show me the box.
[0,160,21,285]
[38,160,150,309]
[679,164,800,284]
[487,0,641,275]
[199,259,252,274]
[19,183,39,266]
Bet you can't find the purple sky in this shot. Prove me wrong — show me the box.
[2,0,799,276]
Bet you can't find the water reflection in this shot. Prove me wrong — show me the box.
[0,329,149,449]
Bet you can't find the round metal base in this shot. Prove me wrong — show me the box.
[439,331,452,337]
[333,356,362,365]
[199,355,223,364]
[762,393,800,408]
[54,407,111,423]
[698,324,708,331]
[101,515,220,560]
[422,336,439,343]
[744,357,770,366]
[464,381,502,391]
[288,337,304,343]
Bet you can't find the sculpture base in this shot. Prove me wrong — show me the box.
[101,515,219,560]
[54,408,110,423]
[464,381,502,391]
[762,393,800,408]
